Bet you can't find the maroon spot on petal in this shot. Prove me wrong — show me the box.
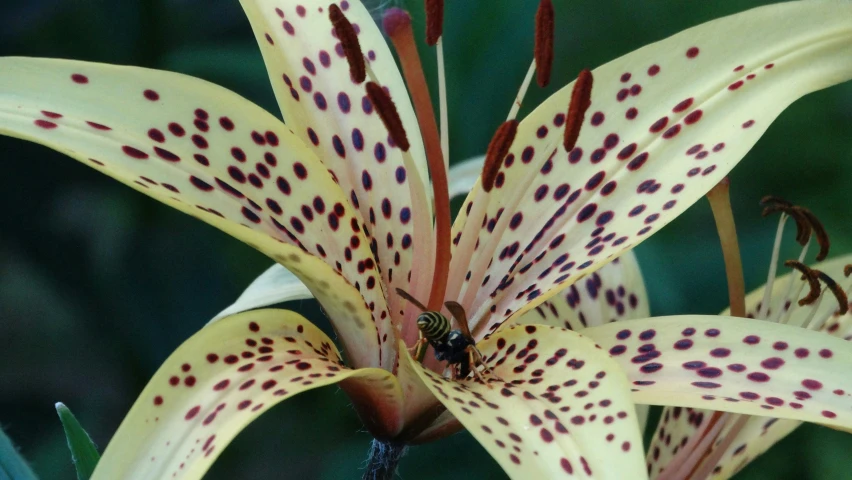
[673,98,693,113]
[802,379,823,390]
[686,47,699,58]
[684,110,703,125]
[86,121,111,130]
[71,73,89,84]
[760,357,785,370]
[647,65,660,76]
[34,119,57,129]
[122,146,149,159]
[143,89,160,101]
[185,405,201,420]
[649,117,669,133]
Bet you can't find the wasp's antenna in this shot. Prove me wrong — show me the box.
[395,287,429,312]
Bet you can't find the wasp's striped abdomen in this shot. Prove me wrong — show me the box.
[416,311,451,342]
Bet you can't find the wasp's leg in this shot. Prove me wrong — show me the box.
[465,346,495,388]
[411,332,429,362]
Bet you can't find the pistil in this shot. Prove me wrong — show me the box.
[706,178,746,317]
[383,9,450,311]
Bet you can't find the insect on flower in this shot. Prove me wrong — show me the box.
[396,287,494,383]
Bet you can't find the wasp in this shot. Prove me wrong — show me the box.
[395,288,494,384]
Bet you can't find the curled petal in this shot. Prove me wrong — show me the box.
[403,325,647,479]
[92,309,403,480]
[0,58,393,369]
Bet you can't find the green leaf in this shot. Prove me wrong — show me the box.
[0,425,38,480]
[55,403,100,480]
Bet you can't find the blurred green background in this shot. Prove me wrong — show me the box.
[1,0,851,478]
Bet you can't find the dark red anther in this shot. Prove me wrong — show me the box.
[760,196,829,260]
[425,0,444,46]
[816,270,849,315]
[795,207,830,261]
[563,69,593,151]
[845,264,852,277]
[329,4,366,83]
[534,0,554,87]
[482,120,519,192]
[784,260,822,306]
[365,82,410,151]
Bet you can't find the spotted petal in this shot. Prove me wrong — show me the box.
[516,250,649,330]
[582,315,852,429]
[649,253,852,479]
[0,58,393,369]
[404,324,647,479]
[452,1,852,335]
[241,0,430,315]
[92,309,403,480]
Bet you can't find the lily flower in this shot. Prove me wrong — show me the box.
[2,1,852,478]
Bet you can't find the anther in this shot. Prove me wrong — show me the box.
[845,264,852,277]
[784,260,822,306]
[534,0,555,88]
[482,120,519,192]
[760,196,811,245]
[563,69,593,151]
[424,0,444,46]
[815,270,849,315]
[794,206,830,261]
[329,4,366,83]
[365,82,410,151]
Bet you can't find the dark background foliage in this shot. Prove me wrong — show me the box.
[1,0,851,478]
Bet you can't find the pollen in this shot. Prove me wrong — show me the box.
[784,260,822,306]
[534,0,555,87]
[482,120,519,192]
[328,4,366,83]
[365,82,410,151]
[424,0,444,46]
[563,69,594,151]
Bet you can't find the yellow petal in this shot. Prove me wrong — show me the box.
[92,309,403,480]
[403,324,647,479]
[516,250,649,330]
[454,1,852,335]
[0,58,394,369]
[582,315,852,429]
[240,0,430,311]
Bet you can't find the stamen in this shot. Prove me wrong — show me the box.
[534,0,555,88]
[383,8,450,311]
[506,62,536,121]
[424,0,444,46]
[563,69,594,151]
[706,178,746,317]
[329,4,366,83]
[846,264,852,277]
[437,39,449,169]
[365,82,410,151]
[784,260,822,306]
[757,214,787,319]
[816,270,849,315]
[482,120,519,192]
[794,206,830,261]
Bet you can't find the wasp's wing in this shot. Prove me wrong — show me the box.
[395,287,428,312]
[444,301,474,341]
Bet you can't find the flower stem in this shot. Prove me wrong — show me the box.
[362,439,408,480]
